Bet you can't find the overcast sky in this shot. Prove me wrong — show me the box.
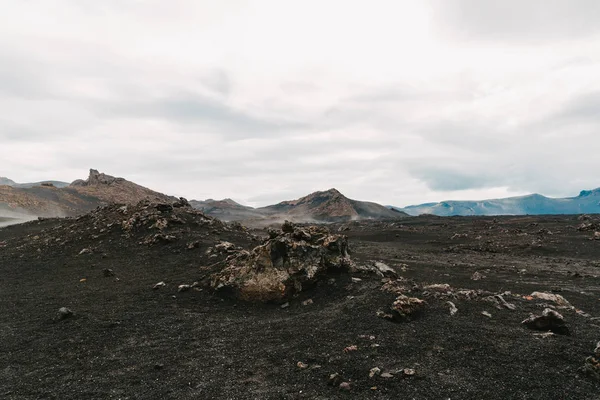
[1,0,600,207]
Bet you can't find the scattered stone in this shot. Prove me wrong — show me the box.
[78,248,92,255]
[576,309,592,318]
[380,372,394,379]
[297,361,309,369]
[328,373,343,386]
[280,302,290,309]
[471,271,484,281]
[79,278,87,283]
[339,382,351,391]
[178,284,191,292]
[301,299,313,306]
[187,241,201,250]
[351,277,362,283]
[522,308,570,335]
[58,307,73,319]
[530,292,572,308]
[103,268,115,277]
[154,363,164,370]
[153,281,166,290]
[403,368,416,376]
[373,261,396,277]
[484,294,516,310]
[447,301,458,316]
[369,367,381,378]
[343,345,358,353]
[577,222,596,232]
[214,241,236,253]
[378,295,426,321]
[593,232,600,241]
[581,341,600,380]
[481,311,492,318]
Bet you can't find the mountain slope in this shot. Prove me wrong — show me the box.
[393,188,600,216]
[189,198,265,220]
[258,188,407,222]
[0,169,176,218]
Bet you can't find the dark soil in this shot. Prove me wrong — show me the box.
[1,211,600,399]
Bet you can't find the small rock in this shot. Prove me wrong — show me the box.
[380,372,394,379]
[280,302,290,309]
[301,299,313,306]
[522,308,570,335]
[471,271,484,281]
[369,367,381,378]
[481,311,492,318]
[328,373,343,386]
[103,268,115,277]
[403,368,416,376]
[58,307,73,319]
[447,301,458,316]
[79,278,87,283]
[530,291,572,308]
[297,361,309,369]
[154,363,164,370]
[178,284,191,292]
[78,248,92,255]
[339,382,351,391]
[153,281,166,290]
[351,277,362,283]
[343,345,358,353]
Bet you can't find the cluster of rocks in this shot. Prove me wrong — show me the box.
[581,341,600,380]
[6,198,252,254]
[210,221,352,302]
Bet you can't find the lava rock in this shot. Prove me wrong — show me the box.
[58,307,73,320]
[522,308,570,335]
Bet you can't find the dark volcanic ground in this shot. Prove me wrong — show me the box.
[1,210,600,399]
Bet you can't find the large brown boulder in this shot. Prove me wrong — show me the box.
[210,223,351,302]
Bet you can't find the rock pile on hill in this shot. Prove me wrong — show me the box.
[7,198,253,255]
[211,221,352,301]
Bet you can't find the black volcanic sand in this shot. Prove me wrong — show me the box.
[1,214,600,399]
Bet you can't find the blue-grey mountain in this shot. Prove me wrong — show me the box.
[392,188,600,216]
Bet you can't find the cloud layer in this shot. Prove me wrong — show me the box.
[1,0,599,206]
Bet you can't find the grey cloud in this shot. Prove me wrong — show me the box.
[88,92,308,138]
[433,0,600,42]
[408,167,496,191]
[554,90,600,122]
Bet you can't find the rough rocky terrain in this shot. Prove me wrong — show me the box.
[1,210,600,399]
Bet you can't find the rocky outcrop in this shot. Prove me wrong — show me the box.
[71,169,125,186]
[211,221,351,302]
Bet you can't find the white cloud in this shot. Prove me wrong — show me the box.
[1,0,599,207]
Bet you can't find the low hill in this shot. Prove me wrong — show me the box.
[393,188,600,216]
[259,188,406,222]
[0,169,176,219]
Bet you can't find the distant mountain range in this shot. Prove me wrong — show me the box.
[191,188,407,223]
[391,189,600,216]
[1,170,406,225]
